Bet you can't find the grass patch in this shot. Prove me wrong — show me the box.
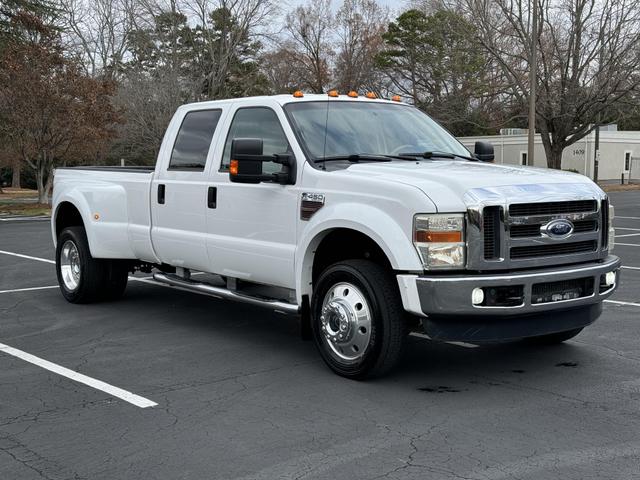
[0,202,51,216]
[0,188,38,199]
[600,183,640,192]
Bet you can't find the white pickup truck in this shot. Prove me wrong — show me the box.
[51,93,620,378]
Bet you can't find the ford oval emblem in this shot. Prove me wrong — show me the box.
[542,219,574,238]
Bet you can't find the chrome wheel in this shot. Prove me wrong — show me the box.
[320,282,372,363]
[60,240,81,291]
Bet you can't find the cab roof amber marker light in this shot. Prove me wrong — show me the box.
[365,92,377,99]
[293,90,304,98]
[347,91,358,98]
[391,95,402,102]
[328,90,339,97]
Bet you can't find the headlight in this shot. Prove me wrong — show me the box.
[413,214,465,269]
[609,203,615,252]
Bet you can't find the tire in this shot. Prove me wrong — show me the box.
[56,226,127,303]
[102,260,129,301]
[311,259,406,379]
[523,327,584,345]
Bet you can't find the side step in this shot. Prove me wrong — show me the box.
[152,273,300,314]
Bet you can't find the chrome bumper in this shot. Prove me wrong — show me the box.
[413,255,621,317]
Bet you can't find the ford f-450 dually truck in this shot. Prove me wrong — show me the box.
[51,93,620,378]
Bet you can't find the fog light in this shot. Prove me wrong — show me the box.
[471,287,485,306]
[605,271,616,287]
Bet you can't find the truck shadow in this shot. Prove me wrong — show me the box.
[118,280,600,397]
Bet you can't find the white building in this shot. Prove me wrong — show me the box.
[458,126,640,181]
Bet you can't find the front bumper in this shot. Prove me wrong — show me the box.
[397,255,621,342]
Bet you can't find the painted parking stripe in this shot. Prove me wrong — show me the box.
[616,216,640,220]
[616,227,640,231]
[0,249,55,264]
[622,265,640,271]
[614,242,640,247]
[0,285,58,294]
[616,233,640,238]
[605,299,640,308]
[409,332,478,348]
[0,342,157,408]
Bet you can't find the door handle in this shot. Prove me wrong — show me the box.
[158,184,165,204]
[207,186,217,209]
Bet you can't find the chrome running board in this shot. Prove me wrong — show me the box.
[152,273,300,314]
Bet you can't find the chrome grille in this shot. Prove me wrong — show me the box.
[510,240,597,259]
[483,206,501,259]
[509,200,597,216]
[467,194,609,271]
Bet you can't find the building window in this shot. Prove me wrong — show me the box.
[625,151,632,171]
[520,152,527,166]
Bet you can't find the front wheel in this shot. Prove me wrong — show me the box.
[311,260,406,379]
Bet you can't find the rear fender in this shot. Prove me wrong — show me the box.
[52,184,136,259]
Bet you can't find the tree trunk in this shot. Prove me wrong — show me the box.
[545,145,564,170]
[36,155,47,204]
[11,159,21,188]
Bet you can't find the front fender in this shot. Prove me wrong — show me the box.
[295,202,423,302]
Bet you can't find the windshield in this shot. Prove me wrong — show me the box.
[283,101,470,160]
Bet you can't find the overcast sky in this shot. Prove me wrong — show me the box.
[285,0,409,13]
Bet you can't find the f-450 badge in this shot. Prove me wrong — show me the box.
[301,192,325,220]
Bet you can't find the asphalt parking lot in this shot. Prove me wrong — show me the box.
[1,191,639,480]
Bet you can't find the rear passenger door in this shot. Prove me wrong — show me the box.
[151,107,224,271]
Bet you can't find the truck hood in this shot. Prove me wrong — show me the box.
[342,160,603,211]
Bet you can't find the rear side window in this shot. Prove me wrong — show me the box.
[169,109,222,170]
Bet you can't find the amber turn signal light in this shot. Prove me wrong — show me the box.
[415,231,463,243]
[230,159,239,175]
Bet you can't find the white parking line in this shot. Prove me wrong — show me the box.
[614,242,640,247]
[0,285,58,294]
[616,216,640,220]
[0,216,49,222]
[0,249,55,264]
[622,265,640,271]
[605,299,640,308]
[0,342,157,408]
[616,233,640,238]
[616,227,640,231]
[409,332,478,348]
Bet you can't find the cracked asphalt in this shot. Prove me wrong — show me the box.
[1,191,639,480]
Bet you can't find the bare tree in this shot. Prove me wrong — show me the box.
[464,0,640,169]
[284,0,334,93]
[184,0,276,98]
[59,0,141,78]
[334,0,388,92]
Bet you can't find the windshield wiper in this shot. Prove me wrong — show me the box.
[314,154,392,164]
[396,151,477,162]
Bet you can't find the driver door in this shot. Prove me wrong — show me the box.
[205,103,299,288]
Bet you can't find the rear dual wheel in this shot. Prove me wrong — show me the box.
[311,260,406,379]
[56,227,129,303]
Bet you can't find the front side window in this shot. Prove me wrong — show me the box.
[169,109,222,170]
[221,107,291,174]
[284,101,470,161]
